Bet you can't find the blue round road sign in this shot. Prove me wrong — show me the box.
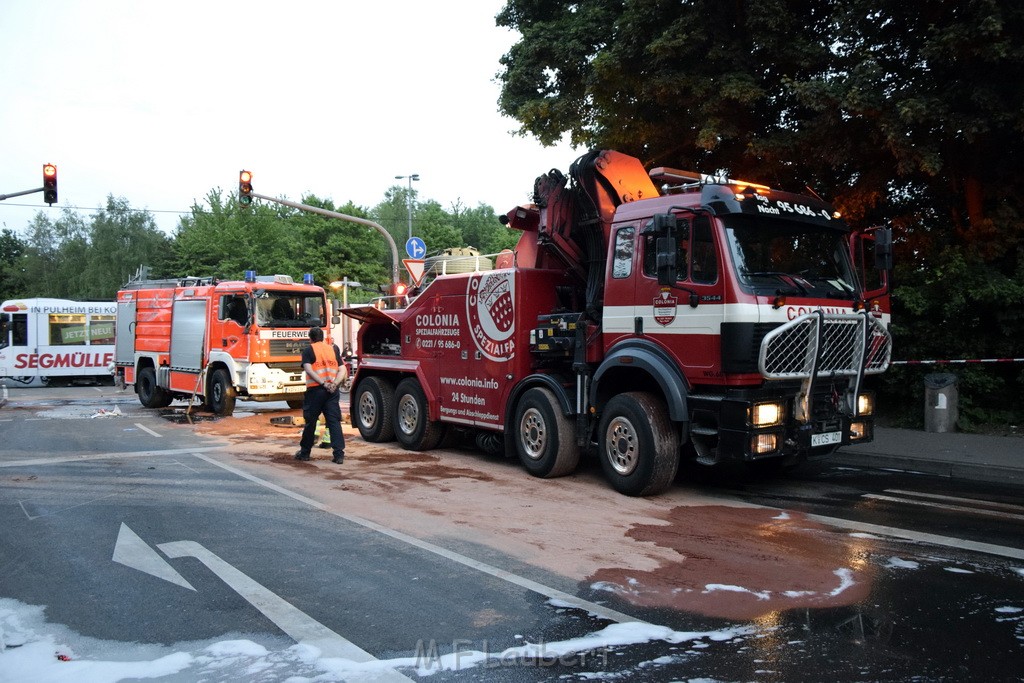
[406,237,426,259]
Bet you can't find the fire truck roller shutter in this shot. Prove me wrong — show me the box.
[170,300,207,371]
[592,342,689,423]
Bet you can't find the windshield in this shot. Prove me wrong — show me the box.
[723,217,857,299]
[254,292,326,327]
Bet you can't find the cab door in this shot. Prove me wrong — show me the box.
[634,213,726,379]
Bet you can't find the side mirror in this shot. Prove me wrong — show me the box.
[849,227,891,301]
[656,236,677,285]
[874,227,893,271]
[652,213,675,233]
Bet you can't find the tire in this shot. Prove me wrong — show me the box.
[287,399,304,410]
[513,387,578,478]
[353,376,396,442]
[207,368,236,416]
[137,366,172,409]
[393,378,445,451]
[598,392,679,496]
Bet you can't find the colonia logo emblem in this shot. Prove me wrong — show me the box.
[467,271,516,361]
[653,290,677,326]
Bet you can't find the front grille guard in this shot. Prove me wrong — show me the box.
[758,311,892,422]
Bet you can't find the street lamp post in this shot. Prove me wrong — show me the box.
[394,173,419,242]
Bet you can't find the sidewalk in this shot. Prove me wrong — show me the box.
[829,426,1024,486]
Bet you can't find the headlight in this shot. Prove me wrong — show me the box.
[850,421,870,440]
[751,433,779,454]
[751,401,784,427]
[857,393,875,416]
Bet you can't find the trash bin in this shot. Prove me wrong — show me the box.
[923,372,958,433]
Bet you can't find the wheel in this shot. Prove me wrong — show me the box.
[513,387,578,478]
[137,366,172,408]
[207,368,237,416]
[287,398,304,410]
[393,378,445,451]
[598,392,679,496]
[353,376,395,442]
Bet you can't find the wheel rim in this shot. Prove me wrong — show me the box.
[397,394,418,436]
[604,416,638,475]
[520,407,545,461]
[358,391,378,429]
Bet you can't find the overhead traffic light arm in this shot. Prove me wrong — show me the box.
[233,171,400,287]
[0,163,58,203]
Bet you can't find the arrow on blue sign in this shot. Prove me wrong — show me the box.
[406,236,426,259]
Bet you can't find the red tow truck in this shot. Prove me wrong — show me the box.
[346,150,892,495]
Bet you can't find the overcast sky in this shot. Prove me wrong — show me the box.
[0,1,579,238]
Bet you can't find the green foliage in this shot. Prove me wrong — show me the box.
[4,183,517,314]
[880,244,1024,429]
[3,198,171,300]
[291,196,390,290]
[80,197,172,297]
[498,0,1024,430]
[0,228,28,298]
[174,189,299,279]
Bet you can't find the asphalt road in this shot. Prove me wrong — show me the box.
[1,383,1023,682]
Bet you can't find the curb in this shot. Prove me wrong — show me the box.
[828,451,1024,487]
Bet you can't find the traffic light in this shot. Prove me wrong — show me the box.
[239,170,253,205]
[42,164,57,205]
[393,282,408,298]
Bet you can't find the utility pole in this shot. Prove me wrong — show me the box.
[394,173,419,242]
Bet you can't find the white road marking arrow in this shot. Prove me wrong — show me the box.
[112,523,195,590]
[114,524,412,681]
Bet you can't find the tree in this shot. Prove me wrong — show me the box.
[79,196,173,298]
[173,189,298,279]
[13,209,88,298]
[497,0,1024,427]
[0,228,28,298]
[497,0,1024,238]
[290,195,390,291]
[448,201,518,255]
[373,185,417,249]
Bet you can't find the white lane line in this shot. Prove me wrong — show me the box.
[0,446,226,468]
[134,422,163,438]
[191,452,645,625]
[862,493,1024,523]
[804,512,1024,561]
[884,489,1024,514]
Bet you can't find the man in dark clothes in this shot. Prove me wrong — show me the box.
[295,326,346,463]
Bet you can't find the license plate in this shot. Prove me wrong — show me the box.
[285,385,306,393]
[811,431,842,447]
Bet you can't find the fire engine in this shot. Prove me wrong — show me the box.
[0,298,116,385]
[346,150,893,496]
[115,272,332,415]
